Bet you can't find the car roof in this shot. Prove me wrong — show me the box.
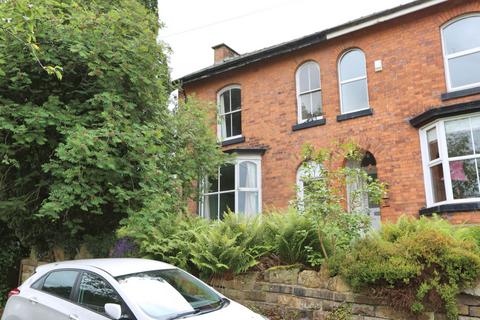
[36,258,175,277]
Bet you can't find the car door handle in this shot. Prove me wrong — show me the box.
[28,297,38,304]
[69,315,80,320]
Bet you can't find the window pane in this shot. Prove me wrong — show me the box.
[78,273,121,315]
[311,90,322,117]
[298,65,309,92]
[300,93,311,120]
[450,159,480,199]
[445,118,473,157]
[427,128,439,161]
[341,79,369,113]
[340,50,366,80]
[220,165,235,191]
[42,271,78,300]
[219,192,235,219]
[204,195,218,220]
[231,111,242,137]
[239,161,257,188]
[472,116,480,154]
[443,16,480,55]
[448,51,480,89]
[231,88,241,111]
[309,64,320,90]
[225,114,232,138]
[238,191,258,216]
[430,164,446,203]
[219,115,226,139]
[221,90,230,113]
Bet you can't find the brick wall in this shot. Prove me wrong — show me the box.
[183,0,480,223]
[210,268,480,319]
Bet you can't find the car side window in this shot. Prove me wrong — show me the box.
[40,270,79,300]
[77,272,131,318]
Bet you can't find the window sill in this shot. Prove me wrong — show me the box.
[220,136,245,147]
[441,86,480,101]
[336,108,373,122]
[292,118,326,131]
[419,202,480,216]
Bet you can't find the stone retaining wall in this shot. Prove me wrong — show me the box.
[210,267,480,320]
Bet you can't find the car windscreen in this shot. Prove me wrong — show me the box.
[116,269,223,319]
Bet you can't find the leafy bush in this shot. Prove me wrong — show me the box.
[338,216,480,319]
[460,226,480,248]
[83,233,116,258]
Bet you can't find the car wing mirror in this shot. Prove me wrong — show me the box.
[105,303,122,320]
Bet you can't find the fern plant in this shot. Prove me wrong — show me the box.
[264,209,320,266]
[189,213,270,278]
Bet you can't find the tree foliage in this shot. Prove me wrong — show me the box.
[0,0,224,255]
[295,142,386,262]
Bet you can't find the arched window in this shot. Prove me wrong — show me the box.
[296,161,322,201]
[217,85,242,141]
[338,49,369,114]
[346,152,380,229]
[296,61,322,123]
[442,15,480,91]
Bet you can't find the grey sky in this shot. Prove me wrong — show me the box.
[158,0,414,80]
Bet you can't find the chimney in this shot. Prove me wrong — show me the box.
[212,43,239,64]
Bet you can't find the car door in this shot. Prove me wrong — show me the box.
[68,271,135,320]
[25,270,81,320]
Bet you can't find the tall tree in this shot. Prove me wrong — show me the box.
[0,0,223,256]
[138,0,158,13]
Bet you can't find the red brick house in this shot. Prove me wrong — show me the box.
[178,0,480,225]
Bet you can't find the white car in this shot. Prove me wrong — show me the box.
[1,258,266,320]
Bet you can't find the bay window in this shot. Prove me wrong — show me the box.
[420,114,480,207]
[200,155,261,220]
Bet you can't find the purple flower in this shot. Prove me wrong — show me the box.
[111,237,138,258]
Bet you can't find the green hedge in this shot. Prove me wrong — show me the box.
[336,216,480,319]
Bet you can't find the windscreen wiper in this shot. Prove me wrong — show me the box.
[166,310,199,320]
[166,298,230,319]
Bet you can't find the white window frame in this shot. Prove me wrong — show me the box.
[200,154,262,219]
[441,14,480,92]
[295,61,322,124]
[296,162,322,202]
[217,85,242,142]
[420,113,480,207]
[338,49,370,115]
